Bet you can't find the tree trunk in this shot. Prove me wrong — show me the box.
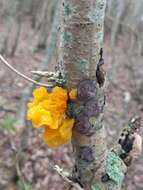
[59,0,128,190]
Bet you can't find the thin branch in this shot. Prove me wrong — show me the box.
[53,165,83,190]
[26,154,83,190]
[0,54,53,87]
[31,70,57,77]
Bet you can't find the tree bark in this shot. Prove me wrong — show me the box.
[59,0,129,190]
[60,0,106,87]
[59,1,143,190]
[59,0,110,189]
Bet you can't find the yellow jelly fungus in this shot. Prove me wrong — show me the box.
[69,89,77,101]
[27,105,53,128]
[43,128,65,148]
[27,86,75,148]
[52,86,68,102]
[33,86,49,102]
[43,119,74,148]
[59,119,74,141]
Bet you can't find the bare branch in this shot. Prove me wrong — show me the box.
[31,70,57,78]
[0,54,53,87]
[52,165,84,190]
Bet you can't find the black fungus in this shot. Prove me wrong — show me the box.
[77,79,97,101]
[79,146,94,162]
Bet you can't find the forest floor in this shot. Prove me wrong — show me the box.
[0,16,143,190]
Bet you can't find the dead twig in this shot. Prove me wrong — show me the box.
[51,165,84,190]
[31,70,57,77]
[0,54,53,88]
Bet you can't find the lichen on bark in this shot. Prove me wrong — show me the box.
[105,151,127,189]
[91,184,102,190]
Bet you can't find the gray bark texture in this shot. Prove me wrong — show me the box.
[60,0,108,189]
[59,1,142,190]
